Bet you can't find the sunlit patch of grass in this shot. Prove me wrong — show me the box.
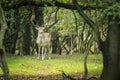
[0,53,103,77]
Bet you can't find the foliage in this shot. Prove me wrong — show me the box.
[54,8,76,35]
[6,9,15,22]
[43,7,77,35]
[103,3,120,17]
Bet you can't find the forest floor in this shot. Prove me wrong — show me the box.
[0,53,102,80]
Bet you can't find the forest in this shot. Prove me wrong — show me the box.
[0,0,120,80]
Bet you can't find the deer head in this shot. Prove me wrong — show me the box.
[36,27,45,33]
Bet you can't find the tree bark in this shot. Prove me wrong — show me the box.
[0,49,10,80]
[0,3,10,80]
[23,23,31,55]
[18,23,31,55]
[100,16,120,80]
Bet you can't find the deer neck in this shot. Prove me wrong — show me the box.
[37,32,46,43]
[38,32,44,37]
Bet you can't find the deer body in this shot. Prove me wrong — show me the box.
[36,27,51,60]
[37,33,51,46]
[30,9,52,60]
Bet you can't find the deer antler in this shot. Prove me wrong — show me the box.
[30,14,36,26]
[45,8,59,31]
[30,7,38,27]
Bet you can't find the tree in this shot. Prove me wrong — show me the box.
[0,2,10,80]
[1,0,120,80]
[72,0,120,80]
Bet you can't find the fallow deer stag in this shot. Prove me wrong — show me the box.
[30,13,51,60]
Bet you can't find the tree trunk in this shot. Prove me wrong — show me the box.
[23,23,31,55]
[100,16,120,80]
[34,7,43,26]
[51,30,60,54]
[0,3,10,80]
[0,49,10,80]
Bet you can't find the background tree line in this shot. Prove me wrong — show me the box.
[3,7,101,55]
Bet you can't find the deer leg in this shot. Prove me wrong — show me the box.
[42,47,44,60]
[48,45,51,59]
[43,47,47,60]
[37,46,40,59]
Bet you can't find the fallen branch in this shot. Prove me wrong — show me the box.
[60,70,76,80]
[87,76,98,80]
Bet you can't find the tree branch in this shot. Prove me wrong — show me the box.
[72,0,95,29]
[2,0,103,11]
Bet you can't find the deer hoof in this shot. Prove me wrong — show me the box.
[42,57,44,60]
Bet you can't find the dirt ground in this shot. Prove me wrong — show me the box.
[0,74,80,80]
[0,74,98,80]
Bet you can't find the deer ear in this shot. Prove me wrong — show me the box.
[35,27,39,30]
[35,25,40,30]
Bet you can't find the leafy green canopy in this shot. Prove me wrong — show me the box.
[104,3,120,17]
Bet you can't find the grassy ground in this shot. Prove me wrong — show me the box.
[0,53,103,79]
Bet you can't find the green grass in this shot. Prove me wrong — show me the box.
[0,54,103,77]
